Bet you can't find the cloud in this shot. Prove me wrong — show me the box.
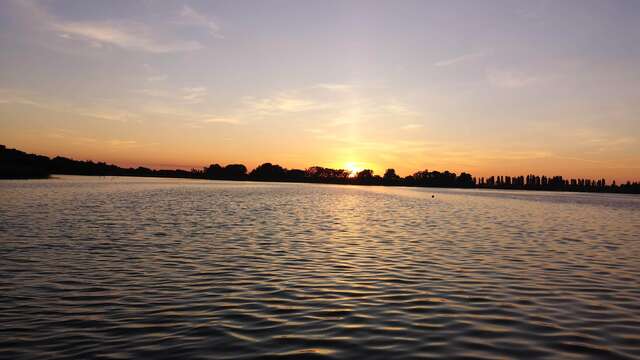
[245,93,321,114]
[2,86,236,130]
[311,136,442,164]
[0,89,39,106]
[55,21,203,53]
[133,86,209,104]
[202,117,241,125]
[242,85,420,121]
[313,83,355,92]
[45,129,144,148]
[305,128,325,134]
[434,51,486,67]
[108,139,138,147]
[486,69,541,88]
[1,88,141,122]
[181,87,208,103]
[376,100,418,117]
[14,1,218,53]
[570,128,637,154]
[328,117,361,127]
[182,116,242,129]
[132,88,171,97]
[401,123,424,130]
[479,150,553,160]
[179,5,223,39]
[147,74,168,82]
[78,108,140,122]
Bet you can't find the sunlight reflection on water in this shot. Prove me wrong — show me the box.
[1,176,640,359]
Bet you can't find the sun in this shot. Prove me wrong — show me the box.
[344,162,363,177]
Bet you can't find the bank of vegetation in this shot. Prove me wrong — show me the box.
[1,145,638,194]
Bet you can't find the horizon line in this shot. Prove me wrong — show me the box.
[2,144,638,185]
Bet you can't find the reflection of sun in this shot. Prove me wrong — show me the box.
[345,162,363,177]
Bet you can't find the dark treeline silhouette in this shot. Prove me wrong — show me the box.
[0,145,194,180]
[1,144,638,194]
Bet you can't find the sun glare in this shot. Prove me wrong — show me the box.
[345,162,363,177]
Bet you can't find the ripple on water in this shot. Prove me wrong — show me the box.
[1,176,640,359]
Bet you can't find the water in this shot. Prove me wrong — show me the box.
[1,176,639,359]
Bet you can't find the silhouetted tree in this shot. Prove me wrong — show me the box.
[222,164,247,180]
[356,169,381,185]
[456,172,475,188]
[250,163,287,181]
[2,144,638,194]
[286,169,306,181]
[205,164,223,179]
[305,166,350,183]
[383,168,400,186]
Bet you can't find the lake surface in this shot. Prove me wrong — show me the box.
[1,176,640,359]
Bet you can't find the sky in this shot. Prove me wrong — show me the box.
[1,0,639,182]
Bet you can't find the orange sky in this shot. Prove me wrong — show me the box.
[1,1,639,183]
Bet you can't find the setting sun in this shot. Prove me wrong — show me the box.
[344,162,364,177]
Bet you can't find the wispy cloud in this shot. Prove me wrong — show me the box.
[376,100,418,117]
[570,128,637,154]
[401,123,424,130]
[14,1,221,53]
[486,69,541,88]
[202,117,241,125]
[147,74,168,82]
[54,21,203,53]
[310,135,443,162]
[328,117,361,127]
[304,128,325,134]
[313,83,355,92]
[78,108,140,122]
[0,89,39,106]
[434,51,486,67]
[132,88,170,97]
[108,139,138,147]
[134,86,209,104]
[242,85,419,121]
[181,87,208,104]
[0,88,141,123]
[46,129,145,149]
[479,150,553,160]
[2,81,232,131]
[245,93,321,114]
[179,5,223,39]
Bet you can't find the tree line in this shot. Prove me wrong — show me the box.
[1,144,638,194]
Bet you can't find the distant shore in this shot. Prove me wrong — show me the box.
[2,144,638,194]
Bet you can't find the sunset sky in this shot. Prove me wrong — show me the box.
[1,0,639,182]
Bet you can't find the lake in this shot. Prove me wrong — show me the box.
[1,176,639,359]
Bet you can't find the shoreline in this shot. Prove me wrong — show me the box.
[2,144,638,194]
[5,173,639,196]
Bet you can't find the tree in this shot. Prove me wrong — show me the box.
[250,163,286,181]
[205,164,223,179]
[223,164,247,179]
[356,169,377,185]
[383,168,400,186]
[456,172,474,188]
